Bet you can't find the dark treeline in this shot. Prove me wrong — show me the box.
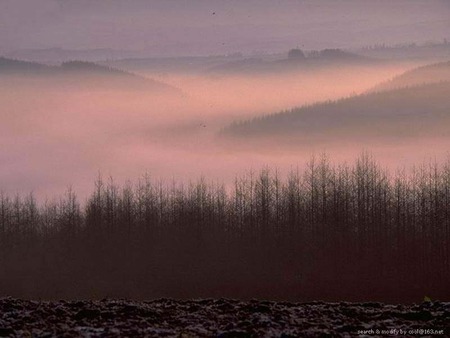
[0,57,133,77]
[1,154,449,302]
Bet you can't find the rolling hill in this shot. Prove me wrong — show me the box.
[0,56,54,74]
[222,81,450,143]
[0,57,178,93]
[370,60,450,92]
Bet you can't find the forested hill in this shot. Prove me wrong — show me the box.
[222,81,450,142]
[370,60,450,92]
[0,57,53,74]
[0,57,143,77]
[0,57,178,92]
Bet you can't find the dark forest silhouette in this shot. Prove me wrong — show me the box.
[0,154,449,302]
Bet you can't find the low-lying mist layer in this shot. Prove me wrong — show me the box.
[0,58,418,199]
[1,155,449,302]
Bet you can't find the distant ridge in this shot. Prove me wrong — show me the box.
[208,49,373,74]
[0,56,147,78]
[5,47,134,63]
[313,48,366,60]
[0,56,54,74]
[0,57,179,93]
[358,41,450,61]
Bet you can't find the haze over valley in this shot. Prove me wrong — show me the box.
[1,50,446,199]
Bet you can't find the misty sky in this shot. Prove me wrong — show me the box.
[1,0,450,56]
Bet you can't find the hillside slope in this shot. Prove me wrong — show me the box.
[0,57,53,74]
[370,60,450,92]
[0,57,178,93]
[222,81,450,143]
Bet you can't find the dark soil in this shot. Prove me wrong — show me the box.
[0,298,449,337]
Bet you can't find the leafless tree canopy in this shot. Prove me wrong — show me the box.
[1,154,449,302]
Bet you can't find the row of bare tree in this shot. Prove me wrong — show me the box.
[0,154,449,301]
